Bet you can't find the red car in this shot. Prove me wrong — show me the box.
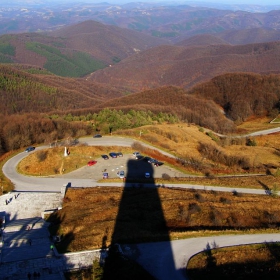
[87,160,97,166]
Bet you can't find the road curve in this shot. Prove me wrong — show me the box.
[2,136,177,192]
[127,233,280,280]
[2,135,275,195]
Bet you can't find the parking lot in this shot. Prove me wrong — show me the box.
[61,153,187,181]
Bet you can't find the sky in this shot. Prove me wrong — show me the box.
[5,0,280,6]
[194,0,280,4]
[11,0,280,3]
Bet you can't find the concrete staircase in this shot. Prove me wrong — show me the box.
[0,191,62,220]
[0,191,65,279]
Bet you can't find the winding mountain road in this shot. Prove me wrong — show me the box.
[2,132,280,279]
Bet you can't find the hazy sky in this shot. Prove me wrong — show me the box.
[195,0,280,4]
[6,0,280,6]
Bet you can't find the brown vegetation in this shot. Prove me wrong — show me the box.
[117,123,280,175]
[0,113,92,153]
[0,64,122,115]
[88,42,280,92]
[187,243,280,279]
[189,72,280,122]
[48,187,280,253]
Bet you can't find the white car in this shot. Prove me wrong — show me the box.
[118,170,125,179]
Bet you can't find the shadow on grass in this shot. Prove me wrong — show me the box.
[46,212,75,253]
[257,179,272,195]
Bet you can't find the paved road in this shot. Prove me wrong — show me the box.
[2,136,274,195]
[3,137,187,192]
[125,233,280,280]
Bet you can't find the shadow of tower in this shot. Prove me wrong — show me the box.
[102,157,176,279]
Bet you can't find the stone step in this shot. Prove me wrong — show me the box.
[2,242,52,262]
[4,229,50,242]
[4,218,49,232]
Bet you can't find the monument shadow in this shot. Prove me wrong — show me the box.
[102,158,176,279]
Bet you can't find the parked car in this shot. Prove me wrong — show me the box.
[103,172,109,179]
[133,152,140,157]
[87,160,97,166]
[136,154,144,160]
[154,161,164,167]
[143,157,151,162]
[145,172,151,178]
[148,158,157,164]
[25,146,35,152]
[93,134,102,138]
[116,152,123,157]
[101,155,109,160]
[109,152,117,158]
[117,170,125,179]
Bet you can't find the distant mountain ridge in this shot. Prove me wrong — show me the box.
[87,41,280,92]
[0,2,280,42]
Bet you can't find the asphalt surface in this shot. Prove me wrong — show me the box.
[124,233,280,280]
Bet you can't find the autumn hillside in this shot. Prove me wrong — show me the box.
[0,64,122,115]
[87,41,280,92]
[1,64,280,134]
[189,73,280,122]
[93,86,235,133]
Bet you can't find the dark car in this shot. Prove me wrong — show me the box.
[93,134,102,138]
[25,146,35,152]
[148,158,157,164]
[109,152,117,158]
[103,172,109,179]
[101,155,109,160]
[136,154,144,160]
[143,157,152,162]
[116,152,123,157]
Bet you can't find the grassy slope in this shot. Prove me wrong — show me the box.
[187,243,280,279]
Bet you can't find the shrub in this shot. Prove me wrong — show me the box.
[36,150,47,162]
[162,173,171,180]
[246,138,257,146]
[131,142,145,152]
[219,197,231,204]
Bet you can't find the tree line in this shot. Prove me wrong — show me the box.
[0,109,179,156]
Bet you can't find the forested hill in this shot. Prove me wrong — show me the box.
[0,64,122,114]
[92,86,236,134]
[189,73,280,122]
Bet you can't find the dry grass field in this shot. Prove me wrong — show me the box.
[48,187,280,253]
[187,243,280,279]
[17,146,134,176]
[235,116,280,133]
